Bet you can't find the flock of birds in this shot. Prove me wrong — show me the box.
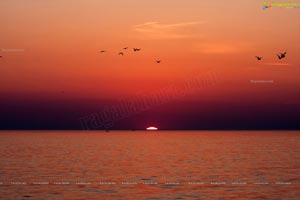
[255,52,287,61]
[100,47,161,63]
[99,47,288,64]
[0,50,287,64]
[100,48,287,63]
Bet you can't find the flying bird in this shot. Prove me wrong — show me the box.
[119,52,124,56]
[255,56,262,60]
[277,52,287,60]
[133,48,141,52]
[100,50,106,53]
[123,47,128,50]
[156,60,161,64]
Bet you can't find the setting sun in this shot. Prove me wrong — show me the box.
[146,127,158,131]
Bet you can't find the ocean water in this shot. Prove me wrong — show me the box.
[0,131,299,200]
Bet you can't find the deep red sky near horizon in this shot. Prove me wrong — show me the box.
[0,0,300,129]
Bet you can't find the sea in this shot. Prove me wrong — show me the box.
[0,131,299,200]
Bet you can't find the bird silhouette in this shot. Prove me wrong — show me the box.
[123,47,128,50]
[133,48,141,52]
[100,50,106,53]
[255,56,262,60]
[119,52,124,56]
[277,52,287,60]
[156,60,161,64]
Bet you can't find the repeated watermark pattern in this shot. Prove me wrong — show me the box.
[0,180,296,186]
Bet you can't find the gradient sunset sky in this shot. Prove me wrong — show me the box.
[1,0,300,129]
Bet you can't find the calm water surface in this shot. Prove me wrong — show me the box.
[0,131,299,200]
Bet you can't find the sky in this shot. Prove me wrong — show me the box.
[0,0,300,130]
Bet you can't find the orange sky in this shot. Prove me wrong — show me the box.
[1,0,300,104]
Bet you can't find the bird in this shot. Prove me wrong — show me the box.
[255,56,262,60]
[277,52,287,60]
[119,52,124,56]
[100,50,106,53]
[156,60,161,64]
[123,47,128,50]
[133,48,141,52]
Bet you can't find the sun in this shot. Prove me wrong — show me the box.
[146,127,158,131]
